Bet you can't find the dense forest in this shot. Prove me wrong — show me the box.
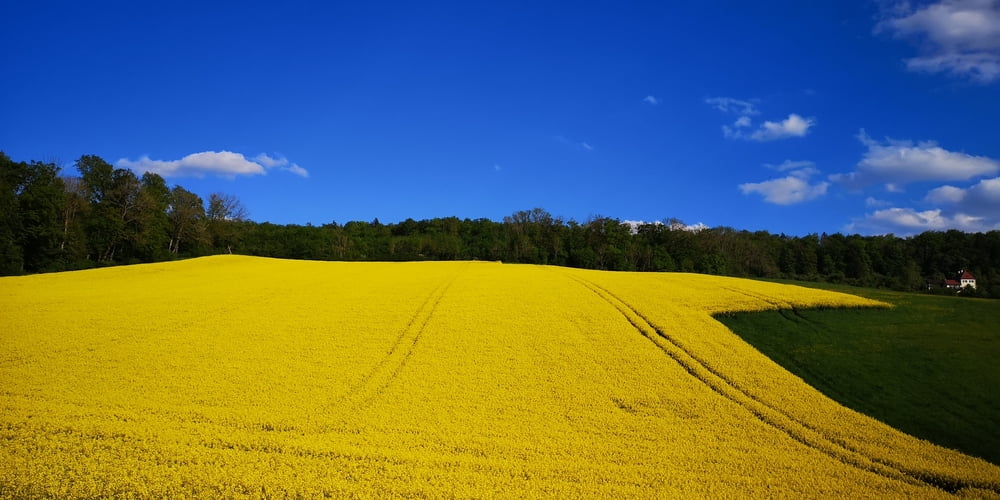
[3,152,999,298]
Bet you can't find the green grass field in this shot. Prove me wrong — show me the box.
[717,283,1000,466]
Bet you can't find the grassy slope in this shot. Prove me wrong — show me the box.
[716,283,1000,466]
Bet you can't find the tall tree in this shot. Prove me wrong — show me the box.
[76,155,115,205]
[167,186,206,255]
[0,156,67,273]
[59,176,90,267]
[0,152,25,274]
[76,155,119,262]
[16,161,67,272]
[106,168,142,261]
[134,173,172,261]
[206,192,248,254]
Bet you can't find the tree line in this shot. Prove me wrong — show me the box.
[1,152,246,275]
[3,153,998,298]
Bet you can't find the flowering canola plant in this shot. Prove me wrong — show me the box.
[1,256,997,498]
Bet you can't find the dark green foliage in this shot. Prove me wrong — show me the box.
[2,153,1000,295]
[227,214,997,300]
[0,153,67,273]
[167,186,208,256]
[718,284,1000,465]
[17,161,66,272]
[134,173,172,262]
[0,153,25,274]
[58,176,90,268]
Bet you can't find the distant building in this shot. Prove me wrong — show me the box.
[943,270,976,290]
[960,270,977,289]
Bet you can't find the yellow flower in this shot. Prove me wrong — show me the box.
[0,256,996,498]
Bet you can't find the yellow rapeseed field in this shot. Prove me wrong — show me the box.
[1,255,998,498]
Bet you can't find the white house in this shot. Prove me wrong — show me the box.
[959,270,977,289]
[944,270,976,290]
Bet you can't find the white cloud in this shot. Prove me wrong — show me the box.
[925,184,968,203]
[749,114,815,141]
[849,207,995,235]
[739,175,829,205]
[905,52,1000,82]
[118,151,266,178]
[253,153,310,178]
[118,151,308,178]
[707,98,813,142]
[878,0,1000,83]
[285,163,310,178]
[925,176,1000,214]
[765,160,816,172]
[704,97,760,115]
[830,129,1000,188]
[740,165,828,205]
[850,175,1000,234]
[643,95,660,105]
[723,114,816,142]
[865,196,892,207]
[581,142,594,151]
[252,153,285,169]
[970,176,1000,204]
[722,116,754,139]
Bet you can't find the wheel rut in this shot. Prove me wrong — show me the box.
[566,273,985,495]
[334,268,462,410]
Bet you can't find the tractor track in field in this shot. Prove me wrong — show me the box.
[333,269,462,410]
[566,273,988,495]
[714,284,998,494]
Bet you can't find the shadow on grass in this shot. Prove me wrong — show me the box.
[716,282,1000,466]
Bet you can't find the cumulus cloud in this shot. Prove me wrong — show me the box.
[925,184,968,203]
[739,166,829,205]
[718,112,815,142]
[706,98,815,142]
[925,176,1000,214]
[831,129,1000,189]
[877,0,1000,83]
[643,95,660,105]
[848,207,995,234]
[117,151,308,178]
[850,175,1000,234]
[118,151,266,178]
[748,114,816,141]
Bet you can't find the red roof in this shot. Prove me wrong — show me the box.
[960,271,975,280]
[945,279,960,286]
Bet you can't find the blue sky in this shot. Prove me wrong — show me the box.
[3,1,999,236]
